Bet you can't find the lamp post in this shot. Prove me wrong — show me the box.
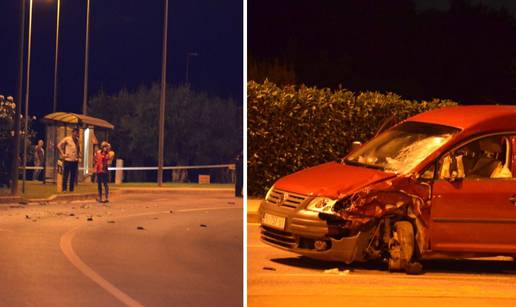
[185,52,198,85]
[157,0,169,186]
[11,0,27,195]
[52,0,61,113]
[22,0,35,193]
[82,0,91,115]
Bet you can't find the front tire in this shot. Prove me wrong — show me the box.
[388,221,414,272]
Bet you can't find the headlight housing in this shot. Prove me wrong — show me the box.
[264,185,274,201]
[306,197,339,216]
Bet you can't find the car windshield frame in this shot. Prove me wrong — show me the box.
[344,121,460,174]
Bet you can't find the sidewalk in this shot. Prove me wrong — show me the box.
[247,198,261,223]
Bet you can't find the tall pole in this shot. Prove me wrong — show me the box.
[52,0,61,113]
[158,0,169,186]
[22,0,34,194]
[11,0,26,195]
[82,0,91,115]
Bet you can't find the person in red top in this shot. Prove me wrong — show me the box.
[94,141,112,203]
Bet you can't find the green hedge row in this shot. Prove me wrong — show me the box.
[247,80,458,196]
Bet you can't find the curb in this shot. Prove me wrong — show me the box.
[0,187,236,205]
[247,199,261,223]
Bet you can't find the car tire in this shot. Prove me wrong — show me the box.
[388,221,414,272]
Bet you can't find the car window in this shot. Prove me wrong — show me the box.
[438,135,513,180]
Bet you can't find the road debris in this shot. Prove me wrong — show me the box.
[137,226,145,230]
[69,213,75,217]
[200,224,208,227]
[87,217,93,221]
[169,210,174,214]
[107,220,115,224]
[263,267,276,271]
[323,268,350,276]
[25,215,30,219]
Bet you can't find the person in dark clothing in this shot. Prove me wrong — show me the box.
[57,128,80,192]
[94,141,112,203]
[235,151,243,197]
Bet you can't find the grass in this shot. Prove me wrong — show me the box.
[0,181,234,200]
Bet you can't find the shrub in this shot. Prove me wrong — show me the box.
[247,80,457,196]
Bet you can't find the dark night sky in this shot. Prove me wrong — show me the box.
[0,0,243,119]
[249,0,516,106]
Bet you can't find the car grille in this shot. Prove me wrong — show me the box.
[261,226,297,249]
[266,188,309,209]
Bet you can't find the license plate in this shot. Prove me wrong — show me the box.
[262,213,286,230]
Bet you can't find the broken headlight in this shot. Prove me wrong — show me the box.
[306,197,339,216]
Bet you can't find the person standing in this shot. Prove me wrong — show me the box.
[94,141,111,203]
[32,140,45,181]
[57,128,80,192]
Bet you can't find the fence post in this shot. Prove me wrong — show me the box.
[115,159,123,184]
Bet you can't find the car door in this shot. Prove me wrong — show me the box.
[430,134,516,254]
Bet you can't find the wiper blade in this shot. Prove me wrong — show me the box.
[343,159,385,171]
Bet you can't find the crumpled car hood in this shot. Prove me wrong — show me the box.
[274,161,396,199]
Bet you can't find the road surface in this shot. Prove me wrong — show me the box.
[0,190,242,307]
[248,223,516,307]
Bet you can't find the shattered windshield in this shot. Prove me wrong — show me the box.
[345,121,460,174]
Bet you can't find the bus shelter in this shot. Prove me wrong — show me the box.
[41,112,114,183]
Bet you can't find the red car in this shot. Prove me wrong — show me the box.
[259,105,516,273]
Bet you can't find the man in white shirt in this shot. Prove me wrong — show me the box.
[57,128,81,192]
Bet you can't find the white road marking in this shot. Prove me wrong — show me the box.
[60,226,144,307]
[60,206,240,307]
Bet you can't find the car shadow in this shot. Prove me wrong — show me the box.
[270,256,516,275]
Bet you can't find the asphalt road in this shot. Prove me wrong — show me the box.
[0,190,242,307]
[247,223,516,307]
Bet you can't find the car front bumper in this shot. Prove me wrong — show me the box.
[258,200,372,263]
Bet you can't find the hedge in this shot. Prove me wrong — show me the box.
[247,80,458,196]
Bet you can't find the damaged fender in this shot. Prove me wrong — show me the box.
[335,176,432,254]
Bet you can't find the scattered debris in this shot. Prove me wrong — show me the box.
[405,262,424,275]
[153,217,159,220]
[107,220,115,224]
[87,217,93,221]
[25,215,30,219]
[323,268,350,276]
[169,210,174,214]
[263,267,276,271]
[200,224,208,228]
[69,213,75,217]
[137,226,145,230]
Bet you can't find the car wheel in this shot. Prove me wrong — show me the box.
[388,221,414,272]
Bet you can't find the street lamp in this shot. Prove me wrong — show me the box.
[157,0,169,186]
[82,0,91,115]
[22,0,35,193]
[52,0,61,113]
[185,52,198,85]
[11,0,27,195]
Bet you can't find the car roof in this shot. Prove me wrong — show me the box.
[407,105,516,132]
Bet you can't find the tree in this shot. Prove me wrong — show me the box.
[88,84,242,182]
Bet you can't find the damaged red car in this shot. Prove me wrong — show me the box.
[259,105,516,273]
